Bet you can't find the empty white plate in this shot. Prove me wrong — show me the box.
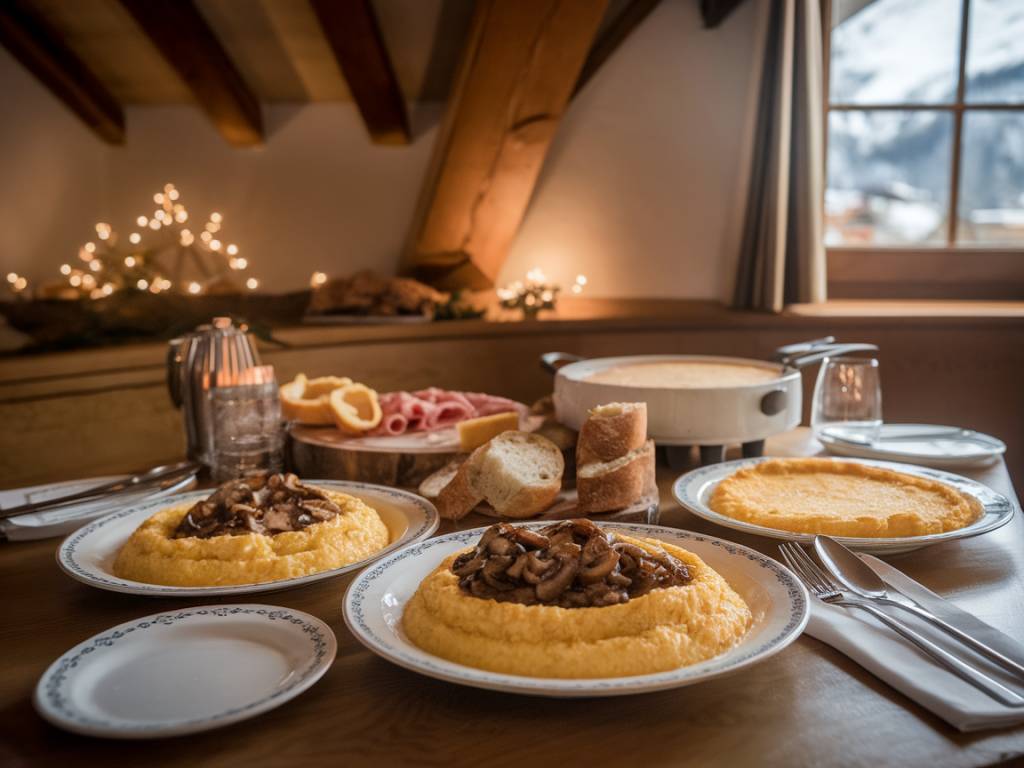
[818,423,1006,468]
[35,604,336,739]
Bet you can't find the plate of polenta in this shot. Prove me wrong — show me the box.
[673,457,1013,554]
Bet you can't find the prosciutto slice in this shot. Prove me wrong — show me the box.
[369,389,526,436]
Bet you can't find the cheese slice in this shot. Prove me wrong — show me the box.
[457,411,520,452]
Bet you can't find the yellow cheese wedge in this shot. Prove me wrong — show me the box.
[328,383,383,434]
[457,411,520,452]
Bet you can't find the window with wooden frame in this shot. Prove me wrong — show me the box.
[822,0,1024,300]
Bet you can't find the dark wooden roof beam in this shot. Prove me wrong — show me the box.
[119,0,263,147]
[310,0,410,145]
[0,0,124,144]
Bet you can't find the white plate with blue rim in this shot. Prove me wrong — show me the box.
[34,604,335,739]
[343,522,809,697]
[817,423,1006,469]
[56,480,439,597]
[672,457,1015,555]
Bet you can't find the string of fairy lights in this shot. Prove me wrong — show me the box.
[52,183,257,300]
[497,267,587,317]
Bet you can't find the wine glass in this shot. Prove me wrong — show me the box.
[811,357,882,445]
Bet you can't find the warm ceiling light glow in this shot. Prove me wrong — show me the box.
[246,277,258,290]
[188,281,201,294]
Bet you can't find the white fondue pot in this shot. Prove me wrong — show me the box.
[543,341,878,451]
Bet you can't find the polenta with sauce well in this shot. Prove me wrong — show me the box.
[402,520,751,679]
[709,458,981,538]
[113,473,390,587]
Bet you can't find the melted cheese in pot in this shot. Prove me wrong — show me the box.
[585,361,780,388]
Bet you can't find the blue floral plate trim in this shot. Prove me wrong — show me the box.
[342,522,810,697]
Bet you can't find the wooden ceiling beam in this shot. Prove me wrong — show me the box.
[700,0,749,28]
[309,0,409,145]
[573,0,662,99]
[118,0,263,147]
[0,0,124,144]
[402,0,608,289]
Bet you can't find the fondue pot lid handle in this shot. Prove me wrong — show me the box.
[540,352,585,375]
[781,342,880,369]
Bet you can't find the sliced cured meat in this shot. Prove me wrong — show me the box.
[368,389,525,436]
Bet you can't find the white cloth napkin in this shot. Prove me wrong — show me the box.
[805,553,1024,732]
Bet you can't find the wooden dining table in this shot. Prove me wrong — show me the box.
[1,428,1023,767]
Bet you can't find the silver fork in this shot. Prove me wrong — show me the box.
[779,542,1024,708]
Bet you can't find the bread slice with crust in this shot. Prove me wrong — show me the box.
[577,439,655,514]
[430,431,564,520]
[576,402,647,466]
[472,432,564,518]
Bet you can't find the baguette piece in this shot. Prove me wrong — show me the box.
[472,432,564,518]
[434,459,484,521]
[577,439,655,514]
[418,456,466,500]
[576,402,647,466]
[431,431,564,520]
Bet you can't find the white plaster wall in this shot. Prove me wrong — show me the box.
[0,0,761,298]
[499,0,762,299]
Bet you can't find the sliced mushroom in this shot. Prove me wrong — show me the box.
[535,557,578,602]
[578,548,619,585]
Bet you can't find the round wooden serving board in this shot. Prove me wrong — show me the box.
[288,424,461,488]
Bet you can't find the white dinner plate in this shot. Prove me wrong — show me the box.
[56,480,439,597]
[343,523,809,697]
[35,604,336,739]
[817,423,1006,469]
[673,457,1015,555]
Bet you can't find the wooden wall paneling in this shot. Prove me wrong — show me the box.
[3,313,1022,487]
[118,0,263,146]
[0,0,124,144]
[309,0,409,145]
[401,0,609,289]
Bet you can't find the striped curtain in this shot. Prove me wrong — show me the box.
[733,0,827,312]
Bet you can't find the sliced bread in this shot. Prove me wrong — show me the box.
[431,431,563,520]
[576,402,647,466]
[472,431,564,518]
[577,438,655,514]
[418,456,466,500]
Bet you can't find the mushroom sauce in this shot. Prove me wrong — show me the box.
[451,519,692,608]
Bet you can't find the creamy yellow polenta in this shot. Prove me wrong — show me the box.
[709,458,981,538]
[402,535,751,678]
[113,490,390,587]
